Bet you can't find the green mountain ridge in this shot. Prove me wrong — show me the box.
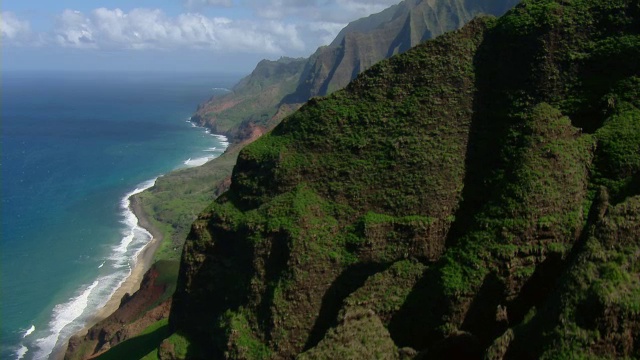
[192,0,520,141]
[167,0,640,359]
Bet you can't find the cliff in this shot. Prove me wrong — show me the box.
[169,0,640,358]
[192,0,520,142]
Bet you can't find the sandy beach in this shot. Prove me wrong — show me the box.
[94,195,163,325]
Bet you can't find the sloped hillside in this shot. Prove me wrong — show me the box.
[169,0,640,358]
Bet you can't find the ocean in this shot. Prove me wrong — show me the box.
[1,71,239,360]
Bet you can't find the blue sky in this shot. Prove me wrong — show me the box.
[2,0,399,73]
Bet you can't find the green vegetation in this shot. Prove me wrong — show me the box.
[298,308,399,360]
[160,332,192,359]
[220,309,272,360]
[506,196,640,359]
[593,103,640,202]
[342,260,428,320]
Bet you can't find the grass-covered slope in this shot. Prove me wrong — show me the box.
[167,0,640,359]
[134,148,240,262]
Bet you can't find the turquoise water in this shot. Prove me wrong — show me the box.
[1,71,239,359]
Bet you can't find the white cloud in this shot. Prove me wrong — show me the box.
[1,11,32,41]
[52,8,305,53]
[55,10,96,48]
[4,2,400,56]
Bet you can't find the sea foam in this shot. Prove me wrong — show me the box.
[32,280,99,359]
[114,179,155,257]
[181,126,229,168]
[15,345,28,360]
[23,325,35,338]
[184,156,213,167]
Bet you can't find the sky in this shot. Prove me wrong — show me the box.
[1,0,400,73]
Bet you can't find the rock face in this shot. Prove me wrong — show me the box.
[170,0,640,359]
[192,0,520,142]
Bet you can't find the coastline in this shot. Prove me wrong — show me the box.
[92,195,163,327]
[55,195,164,359]
[57,127,229,359]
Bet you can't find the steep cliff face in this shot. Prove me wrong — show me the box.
[192,0,520,142]
[172,0,640,358]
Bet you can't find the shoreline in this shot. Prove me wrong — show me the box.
[56,126,228,359]
[54,195,164,360]
[92,195,164,327]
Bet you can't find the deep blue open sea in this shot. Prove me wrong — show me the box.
[1,71,239,360]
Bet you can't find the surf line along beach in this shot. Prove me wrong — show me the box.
[46,128,229,360]
[43,179,163,360]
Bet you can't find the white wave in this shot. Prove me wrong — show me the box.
[23,325,35,338]
[98,261,105,269]
[31,266,140,359]
[181,132,229,168]
[212,134,229,147]
[114,179,156,255]
[128,178,157,197]
[212,87,232,92]
[32,281,99,359]
[184,156,214,167]
[15,345,28,360]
